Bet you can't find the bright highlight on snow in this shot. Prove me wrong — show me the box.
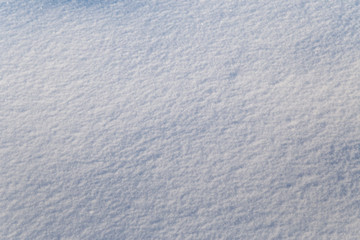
[1,0,360,239]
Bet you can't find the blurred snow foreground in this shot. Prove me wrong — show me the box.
[1,0,360,239]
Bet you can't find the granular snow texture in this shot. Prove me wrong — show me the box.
[1,0,360,239]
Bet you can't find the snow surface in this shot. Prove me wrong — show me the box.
[1,0,360,239]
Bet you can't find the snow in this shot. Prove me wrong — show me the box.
[1,0,360,239]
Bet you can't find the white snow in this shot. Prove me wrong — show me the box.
[1,0,360,239]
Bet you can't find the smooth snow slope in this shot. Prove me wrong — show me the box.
[1,0,360,239]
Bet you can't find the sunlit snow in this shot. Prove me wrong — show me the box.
[1,0,360,239]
